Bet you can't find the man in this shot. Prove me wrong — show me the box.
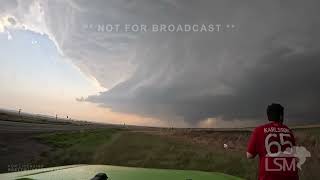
[247,103,298,180]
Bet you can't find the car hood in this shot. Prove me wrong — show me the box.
[0,164,244,180]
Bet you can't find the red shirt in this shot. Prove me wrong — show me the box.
[247,122,298,180]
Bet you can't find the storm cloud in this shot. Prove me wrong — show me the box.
[1,0,320,126]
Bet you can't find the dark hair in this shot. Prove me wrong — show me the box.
[267,103,284,122]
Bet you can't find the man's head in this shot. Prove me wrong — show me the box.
[267,103,284,122]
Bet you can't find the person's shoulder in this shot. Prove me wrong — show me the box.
[252,123,270,133]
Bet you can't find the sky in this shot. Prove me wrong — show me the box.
[0,0,319,128]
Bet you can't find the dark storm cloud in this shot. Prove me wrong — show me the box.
[86,45,320,123]
[84,0,320,125]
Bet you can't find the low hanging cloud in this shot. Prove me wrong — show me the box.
[1,0,320,126]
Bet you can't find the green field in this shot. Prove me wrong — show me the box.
[17,127,319,180]
[33,129,256,179]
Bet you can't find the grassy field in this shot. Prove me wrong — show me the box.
[32,127,320,180]
[292,128,320,180]
[0,109,317,179]
[34,129,256,179]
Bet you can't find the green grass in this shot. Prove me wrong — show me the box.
[34,129,257,179]
[35,129,117,148]
[32,127,320,180]
[34,129,119,165]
